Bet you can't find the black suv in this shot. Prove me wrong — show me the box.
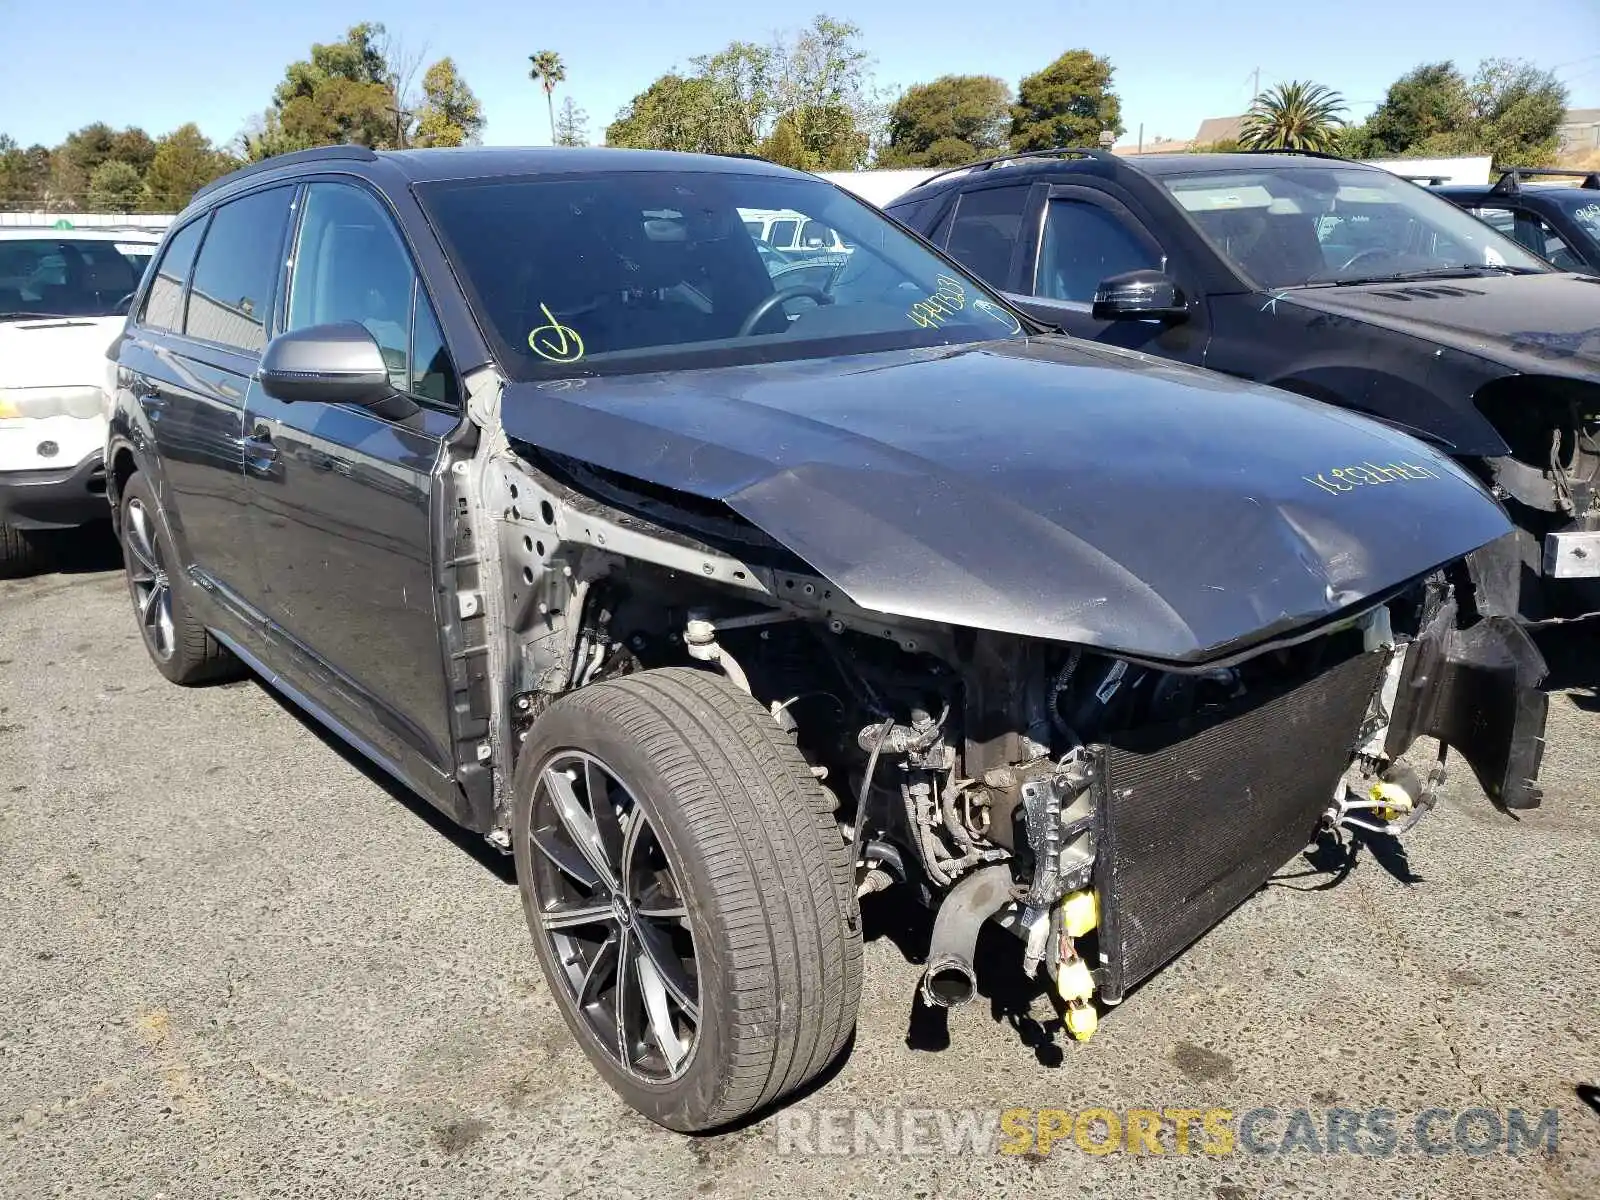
[108,145,1544,1131]
[1430,167,1600,275]
[886,149,1600,621]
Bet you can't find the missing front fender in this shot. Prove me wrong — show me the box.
[1384,599,1547,810]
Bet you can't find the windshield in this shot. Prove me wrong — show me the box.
[0,237,149,319]
[416,170,1025,379]
[1158,166,1550,288]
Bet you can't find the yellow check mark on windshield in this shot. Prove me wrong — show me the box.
[528,303,585,363]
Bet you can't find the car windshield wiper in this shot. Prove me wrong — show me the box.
[0,311,76,322]
[1303,264,1546,288]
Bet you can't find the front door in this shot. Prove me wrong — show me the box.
[1007,184,1208,364]
[242,180,464,781]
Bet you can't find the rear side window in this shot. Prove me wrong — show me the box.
[185,187,293,353]
[1037,199,1160,301]
[139,219,206,332]
[943,185,1029,286]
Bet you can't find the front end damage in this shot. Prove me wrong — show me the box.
[444,405,1548,1042]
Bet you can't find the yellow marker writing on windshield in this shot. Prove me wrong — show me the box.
[528,303,585,363]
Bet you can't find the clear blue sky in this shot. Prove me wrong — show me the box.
[1,0,1597,151]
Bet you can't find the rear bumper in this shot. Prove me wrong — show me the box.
[0,453,108,530]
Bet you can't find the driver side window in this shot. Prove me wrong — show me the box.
[1037,200,1159,302]
[288,184,456,404]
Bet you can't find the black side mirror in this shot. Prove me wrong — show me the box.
[258,322,396,406]
[1091,269,1189,323]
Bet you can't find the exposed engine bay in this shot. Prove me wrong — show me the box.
[444,440,1549,1038]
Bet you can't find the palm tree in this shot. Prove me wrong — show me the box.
[528,51,567,144]
[1239,81,1347,152]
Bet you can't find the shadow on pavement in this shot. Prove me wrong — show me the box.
[248,674,517,885]
[3,521,123,578]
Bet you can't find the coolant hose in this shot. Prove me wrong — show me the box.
[919,864,1016,1007]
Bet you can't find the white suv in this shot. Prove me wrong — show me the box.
[0,226,160,574]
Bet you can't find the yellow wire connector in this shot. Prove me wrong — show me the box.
[1066,999,1098,1041]
[1061,890,1099,938]
[1056,956,1095,1004]
[1370,780,1415,821]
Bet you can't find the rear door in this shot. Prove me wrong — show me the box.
[242,179,463,781]
[121,187,295,608]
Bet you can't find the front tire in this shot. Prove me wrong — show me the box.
[512,667,862,1132]
[118,472,241,685]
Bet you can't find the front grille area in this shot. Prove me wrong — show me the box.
[1090,648,1387,1001]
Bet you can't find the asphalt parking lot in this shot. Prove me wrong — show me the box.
[2,532,1598,1199]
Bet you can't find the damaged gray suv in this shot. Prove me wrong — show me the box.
[107,146,1547,1132]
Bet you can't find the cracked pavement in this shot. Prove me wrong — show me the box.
[1,536,1598,1198]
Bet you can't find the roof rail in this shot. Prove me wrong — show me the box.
[1489,166,1600,195]
[1234,147,1353,162]
[908,146,1115,192]
[190,144,381,205]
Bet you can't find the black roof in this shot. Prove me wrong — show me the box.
[890,148,1387,203]
[1116,152,1382,176]
[190,144,808,209]
[379,145,805,183]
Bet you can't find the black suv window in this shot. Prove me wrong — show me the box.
[943,185,1029,286]
[139,218,206,332]
[1037,199,1159,302]
[287,182,458,407]
[185,187,293,353]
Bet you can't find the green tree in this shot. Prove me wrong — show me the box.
[878,75,1011,167]
[1010,50,1123,151]
[1461,58,1567,165]
[691,41,774,156]
[86,160,145,212]
[553,97,589,147]
[1239,81,1347,151]
[414,57,485,147]
[605,17,878,167]
[607,74,723,152]
[0,137,53,208]
[765,17,878,170]
[50,123,116,204]
[110,128,158,177]
[1361,62,1471,156]
[529,50,567,144]
[249,24,399,160]
[143,124,234,210]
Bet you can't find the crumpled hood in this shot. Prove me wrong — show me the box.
[500,337,1514,663]
[1280,272,1600,380]
[0,316,123,389]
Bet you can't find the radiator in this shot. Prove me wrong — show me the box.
[1090,648,1386,1002]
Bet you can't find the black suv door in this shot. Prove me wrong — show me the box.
[242,180,463,784]
[119,186,296,608]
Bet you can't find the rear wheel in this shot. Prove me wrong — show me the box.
[512,667,861,1131]
[118,472,241,685]
[0,522,48,579]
